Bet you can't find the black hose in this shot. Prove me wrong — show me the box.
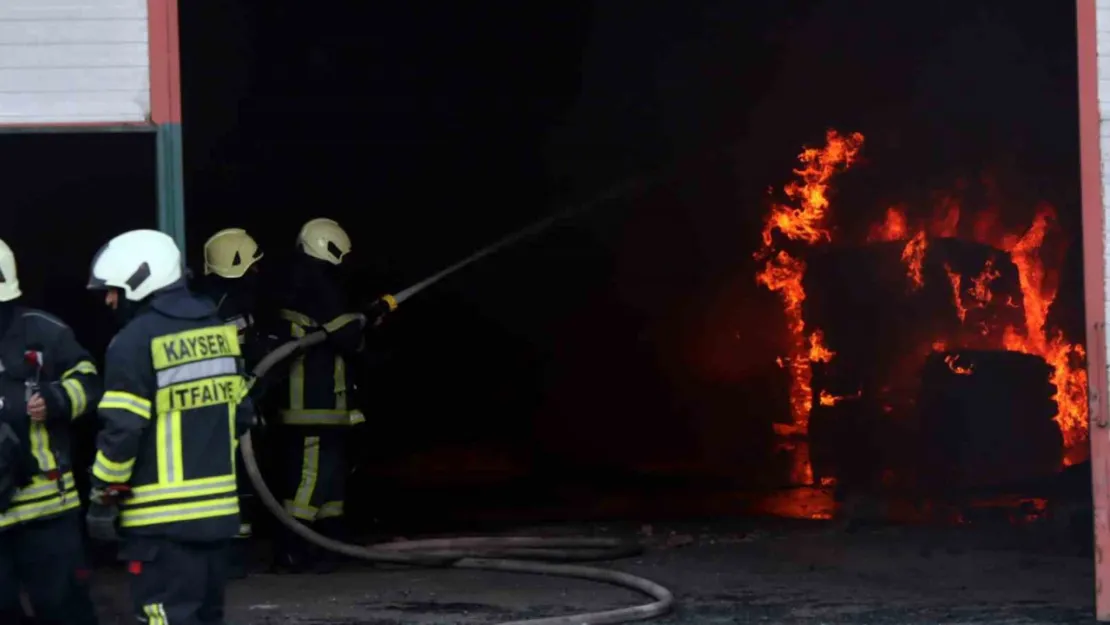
[240,328,675,625]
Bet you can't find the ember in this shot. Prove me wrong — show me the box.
[755,130,1089,485]
[945,354,974,375]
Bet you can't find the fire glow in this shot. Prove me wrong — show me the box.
[755,130,1088,473]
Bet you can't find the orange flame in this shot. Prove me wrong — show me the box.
[945,354,974,375]
[756,129,1089,475]
[808,330,835,363]
[868,206,909,242]
[819,389,862,406]
[968,259,1000,308]
[994,206,1088,450]
[943,263,967,323]
[901,231,928,291]
[759,130,865,249]
[755,130,864,430]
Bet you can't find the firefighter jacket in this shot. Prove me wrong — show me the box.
[91,287,255,542]
[0,307,102,531]
[275,258,365,428]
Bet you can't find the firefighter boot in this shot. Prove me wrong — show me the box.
[227,538,249,580]
[311,517,350,574]
[272,525,315,574]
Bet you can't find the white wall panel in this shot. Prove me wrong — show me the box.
[0,0,149,126]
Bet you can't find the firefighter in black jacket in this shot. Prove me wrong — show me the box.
[85,229,254,623]
[196,227,268,579]
[0,238,102,624]
[273,218,372,572]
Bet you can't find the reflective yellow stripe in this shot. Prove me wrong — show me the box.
[62,378,87,418]
[323,313,362,333]
[120,496,238,527]
[155,410,184,484]
[155,375,244,414]
[28,424,57,472]
[280,309,316,328]
[279,409,359,426]
[144,604,168,625]
[150,325,241,369]
[237,522,252,537]
[99,391,151,419]
[12,472,75,503]
[292,436,319,519]
[318,500,344,519]
[92,450,133,483]
[127,475,236,505]
[282,499,318,521]
[62,360,98,378]
[0,480,80,528]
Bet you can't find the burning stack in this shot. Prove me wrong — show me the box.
[803,237,1030,490]
[755,130,1089,494]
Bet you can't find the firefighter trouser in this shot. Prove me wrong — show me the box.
[280,432,347,522]
[0,510,97,625]
[121,538,229,625]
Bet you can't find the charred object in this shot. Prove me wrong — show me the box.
[917,349,1060,489]
[800,237,1060,491]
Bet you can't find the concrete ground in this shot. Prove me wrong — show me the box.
[87,517,1096,625]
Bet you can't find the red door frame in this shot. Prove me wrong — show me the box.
[1077,0,1110,618]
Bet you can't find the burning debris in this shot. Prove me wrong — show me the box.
[754,130,1088,487]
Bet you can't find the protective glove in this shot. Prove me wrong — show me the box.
[86,484,131,542]
[85,502,120,542]
[365,294,398,327]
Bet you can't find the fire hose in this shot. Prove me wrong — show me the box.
[238,180,675,625]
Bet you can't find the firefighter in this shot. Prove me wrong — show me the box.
[272,218,374,573]
[85,229,254,623]
[0,238,102,625]
[196,227,268,579]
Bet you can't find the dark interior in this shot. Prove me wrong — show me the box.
[0,0,1089,542]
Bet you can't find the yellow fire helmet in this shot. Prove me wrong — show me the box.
[0,238,21,302]
[204,228,263,279]
[297,218,351,265]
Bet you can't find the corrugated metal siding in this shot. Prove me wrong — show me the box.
[0,0,149,126]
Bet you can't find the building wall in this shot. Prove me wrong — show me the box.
[0,0,149,125]
[1081,0,1110,620]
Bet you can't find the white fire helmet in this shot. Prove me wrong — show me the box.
[88,229,183,302]
[297,218,351,266]
[0,238,21,302]
[204,228,263,278]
